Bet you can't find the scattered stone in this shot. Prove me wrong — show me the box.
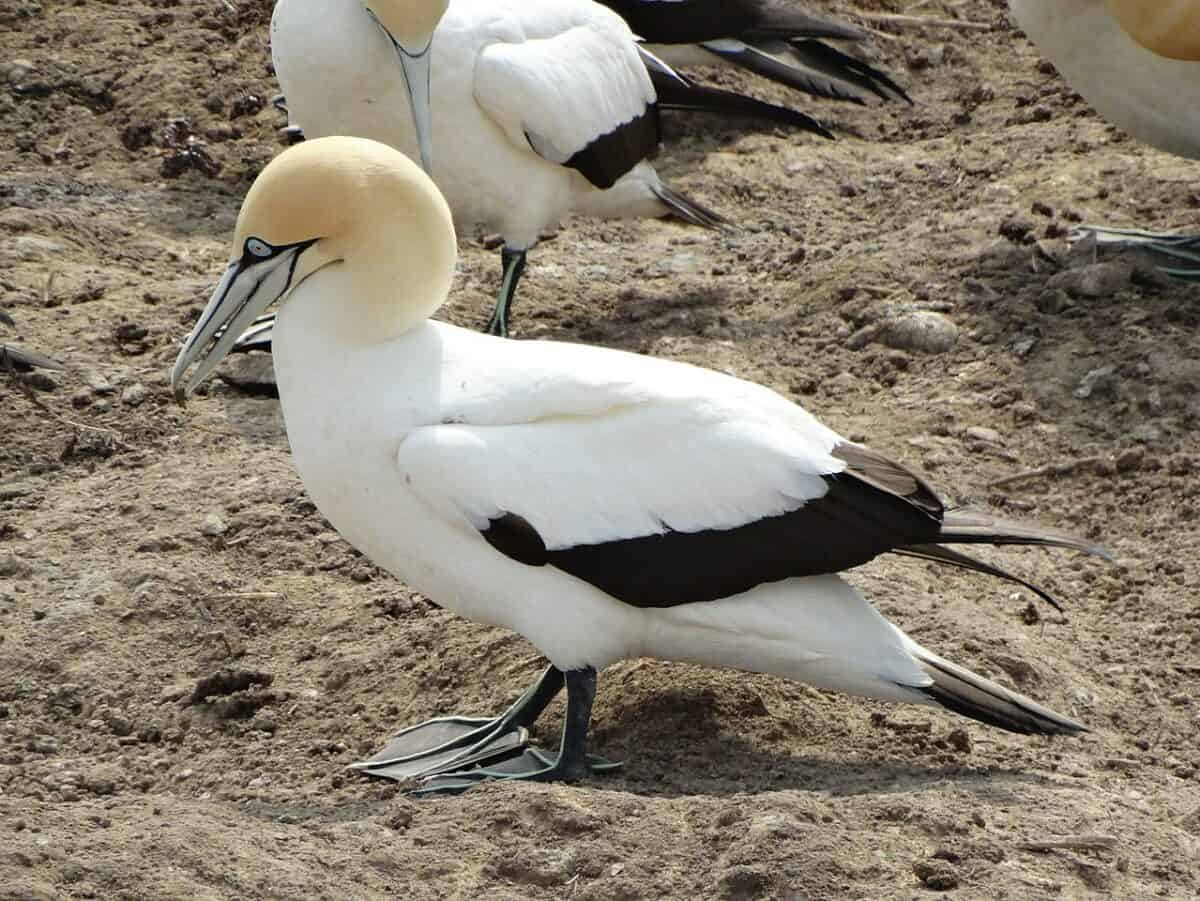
[1047,262,1131,299]
[965,426,1004,445]
[1074,365,1116,400]
[913,858,959,891]
[856,311,958,354]
[121,383,148,407]
[79,764,121,796]
[1116,447,1143,473]
[198,513,228,537]
[219,354,278,397]
[999,216,1035,243]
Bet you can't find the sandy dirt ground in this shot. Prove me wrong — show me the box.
[3,0,1199,898]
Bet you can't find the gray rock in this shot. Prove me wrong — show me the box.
[198,513,228,537]
[121,383,148,407]
[1074,365,1116,399]
[878,311,958,354]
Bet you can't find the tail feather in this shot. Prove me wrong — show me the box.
[650,182,734,231]
[786,40,913,105]
[893,543,1066,612]
[704,41,871,105]
[744,9,866,43]
[911,647,1086,736]
[935,510,1112,561]
[1,343,65,372]
[651,71,834,139]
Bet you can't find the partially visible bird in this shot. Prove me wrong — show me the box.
[1,311,65,375]
[1010,0,1200,278]
[173,137,1108,794]
[271,0,738,338]
[601,0,911,106]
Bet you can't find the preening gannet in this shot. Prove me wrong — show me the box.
[270,0,732,337]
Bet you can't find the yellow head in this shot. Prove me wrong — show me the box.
[1106,0,1200,61]
[357,0,447,173]
[360,0,449,54]
[171,136,456,399]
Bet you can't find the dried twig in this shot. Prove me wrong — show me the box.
[203,592,283,602]
[854,11,992,31]
[41,270,57,308]
[986,456,1103,489]
[1018,834,1118,853]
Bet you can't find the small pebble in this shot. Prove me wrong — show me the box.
[121,383,148,407]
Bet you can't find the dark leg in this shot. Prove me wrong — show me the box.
[352,665,565,782]
[555,666,597,779]
[485,247,527,338]
[412,666,621,796]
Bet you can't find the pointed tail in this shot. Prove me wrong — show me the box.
[650,182,733,231]
[895,510,1111,612]
[934,510,1111,559]
[910,646,1086,735]
[651,70,834,139]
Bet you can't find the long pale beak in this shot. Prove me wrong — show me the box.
[395,44,434,175]
[170,246,308,402]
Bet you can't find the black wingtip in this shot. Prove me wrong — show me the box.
[651,182,734,231]
[894,543,1067,613]
[1,344,66,372]
[651,71,834,139]
[914,652,1087,736]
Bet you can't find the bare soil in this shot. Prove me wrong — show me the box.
[2,1,1199,899]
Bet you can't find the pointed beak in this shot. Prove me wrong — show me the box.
[170,246,308,402]
[363,9,434,174]
[395,43,434,175]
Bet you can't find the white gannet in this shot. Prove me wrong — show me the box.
[1009,0,1200,276]
[270,0,737,338]
[172,137,1108,792]
[601,0,910,105]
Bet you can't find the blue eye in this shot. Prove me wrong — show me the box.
[246,237,273,259]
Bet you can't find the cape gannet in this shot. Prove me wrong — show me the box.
[172,137,1108,792]
[1010,0,1200,276]
[270,0,738,338]
[601,0,910,106]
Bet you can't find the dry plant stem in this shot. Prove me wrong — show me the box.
[1018,834,1119,853]
[986,456,1103,489]
[853,11,991,31]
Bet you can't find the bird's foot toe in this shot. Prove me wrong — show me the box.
[411,748,622,796]
[350,715,529,782]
